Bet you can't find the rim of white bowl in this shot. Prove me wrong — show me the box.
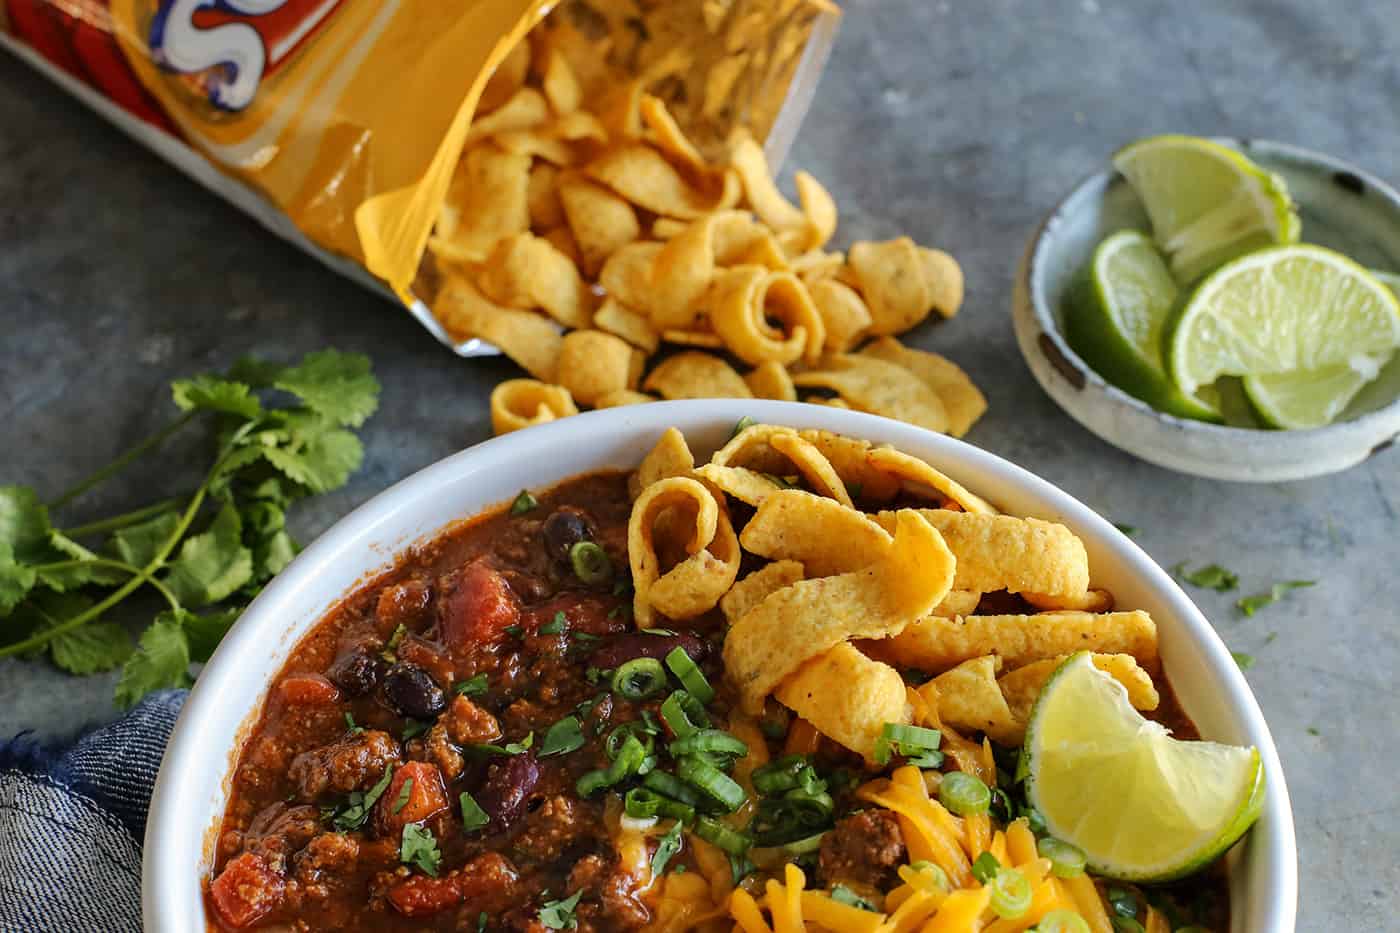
[143,400,1297,932]
[1018,138,1400,471]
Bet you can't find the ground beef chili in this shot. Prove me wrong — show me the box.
[206,472,675,931]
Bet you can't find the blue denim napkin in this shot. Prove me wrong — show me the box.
[0,690,187,933]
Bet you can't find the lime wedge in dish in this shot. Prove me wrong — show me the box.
[1166,244,1400,414]
[1023,653,1265,883]
[1064,231,1220,420]
[1113,135,1300,282]
[1244,354,1392,430]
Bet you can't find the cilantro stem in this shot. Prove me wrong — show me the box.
[0,422,256,660]
[61,497,186,539]
[48,412,196,509]
[31,558,180,611]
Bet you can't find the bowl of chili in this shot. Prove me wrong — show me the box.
[143,400,1297,932]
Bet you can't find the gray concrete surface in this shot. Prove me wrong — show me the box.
[1,1,1396,926]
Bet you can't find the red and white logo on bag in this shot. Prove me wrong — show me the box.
[149,0,345,111]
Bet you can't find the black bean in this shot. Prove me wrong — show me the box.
[587,631,708,670]
[381,664,447,719]
[542,507,597,566]
[475,752,541,830]
[327,650,387,697]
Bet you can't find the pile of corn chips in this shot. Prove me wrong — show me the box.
[625,424,1161,765]
[424,15,986,439]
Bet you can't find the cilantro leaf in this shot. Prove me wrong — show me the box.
[460,791,490,831]
[399,823,441,877]
[273,350,380,428]
[263,428,364,494]
[0,485,56,564]
[830,885,877,911]
[1236,580,1315,617]
[50,622,132,675]
[171,376,262,419]
[39,532,126,589]
[0,542,37,615]
[329,766,393,831]
[1231,651,1256,672]
[392,777,415,814]
[161,503,253,608]
[184,608,241,663]
[538,716,585,757]
[224,356,284,389]
[1112,522,1139,537]
[1175,563,1238,592]
[455,674,489,696]
[537,891,583,930]
[651,821,684,876]
[114,614,193,707]
[110,512,181,569]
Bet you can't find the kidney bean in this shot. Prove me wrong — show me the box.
[587,631,708,670]
[381,664,447,720]
[474,753,540,831]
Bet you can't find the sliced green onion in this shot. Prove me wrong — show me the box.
[510,490,538,515]
[643,770,703,807]
[1037,837,1086,878]
[660,690,710,738]
[874,722,943,765]
[1023,806,1047,836]
[694,816,751,856]
[1034,911,1092,933]
[664,646,715,703]
[902,860,949,891]
[939,771,991,816]
[656,797,696,823]
[781,786,834,820]
[676,755,747,812]
[1106,886,1138,919]
[576,769,612,797]
[612,658,667,700]
[624,787,662,819]
[988,867,1032,919]
[747,832,827,868]
[570,541,613,584]
[669,729,748,760]
[751,755,810,795]
[971,851,1001,885]
[608,735,647,781]
[606,722,657,761]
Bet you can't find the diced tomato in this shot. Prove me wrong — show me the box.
[439,561,520,649]
[277,672,341,706]
[527,592,626,637]
[386,873,462,917]
[209,852,284,929]
[374,761,449,835]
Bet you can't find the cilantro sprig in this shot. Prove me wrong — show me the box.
[0,350,379,706]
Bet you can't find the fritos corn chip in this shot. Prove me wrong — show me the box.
[998,654,1159,725]
[490,379,579,435]
[865,446,997,514]
[436,277,563,381]
[922,656,1020,746]
[557,172,641,275]
[709,268,826,366]
[720,560,806,624]
[627,476,722,628]
[554,330,642,406]
[724,510,954,713]
[860,337,987,438]
[793,354,950,433]
[739,490,890,576]
[775,643,911,762]
[745,361,798,401]
[807,279,873,352]
[478,233,593,329]
[883,611,1159,674]
[644,352,752,400]
[632,427,696,497]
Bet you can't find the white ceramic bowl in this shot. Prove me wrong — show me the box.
[143,400,1298,932]
[1014,139,1400,482]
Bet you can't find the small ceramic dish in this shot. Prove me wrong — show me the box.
[1013,138,1400,482]
[142,400,1297,932]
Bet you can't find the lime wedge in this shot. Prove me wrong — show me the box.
[1113,135,1300,282]
[1244,353,1392,429]
[1065,231,1220,420]
[1167,244,1400,404]
[1024,653,1265,882]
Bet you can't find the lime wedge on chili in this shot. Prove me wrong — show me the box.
[1065,230,1220,420]
[1113,135,1300,282]
[1023,653,1265,882]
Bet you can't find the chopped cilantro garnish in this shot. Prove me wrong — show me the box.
[1231,651,1256,671]
[460,791,490,831]
[539,716,585,757]
[382,623,407,662]
[830,885,877,911]
[399,823,441,877]
[392,777,414,814]
[477,911,488,932]
[1237,580,1314,616]
[503,624,523,638]
[651,820,684,876]
[730,416,757,439]
[510,490,539,515]
[1173,562,1239,592]
[455,673,489,696]
[539,612,568,635]
[537,890,583,930]
[343,712,363,735]
[1307,727,1320,737]
[328,765,394,831]
[1112,522,1139,537]
[401,719,430,741]
[971,851,1001,884]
